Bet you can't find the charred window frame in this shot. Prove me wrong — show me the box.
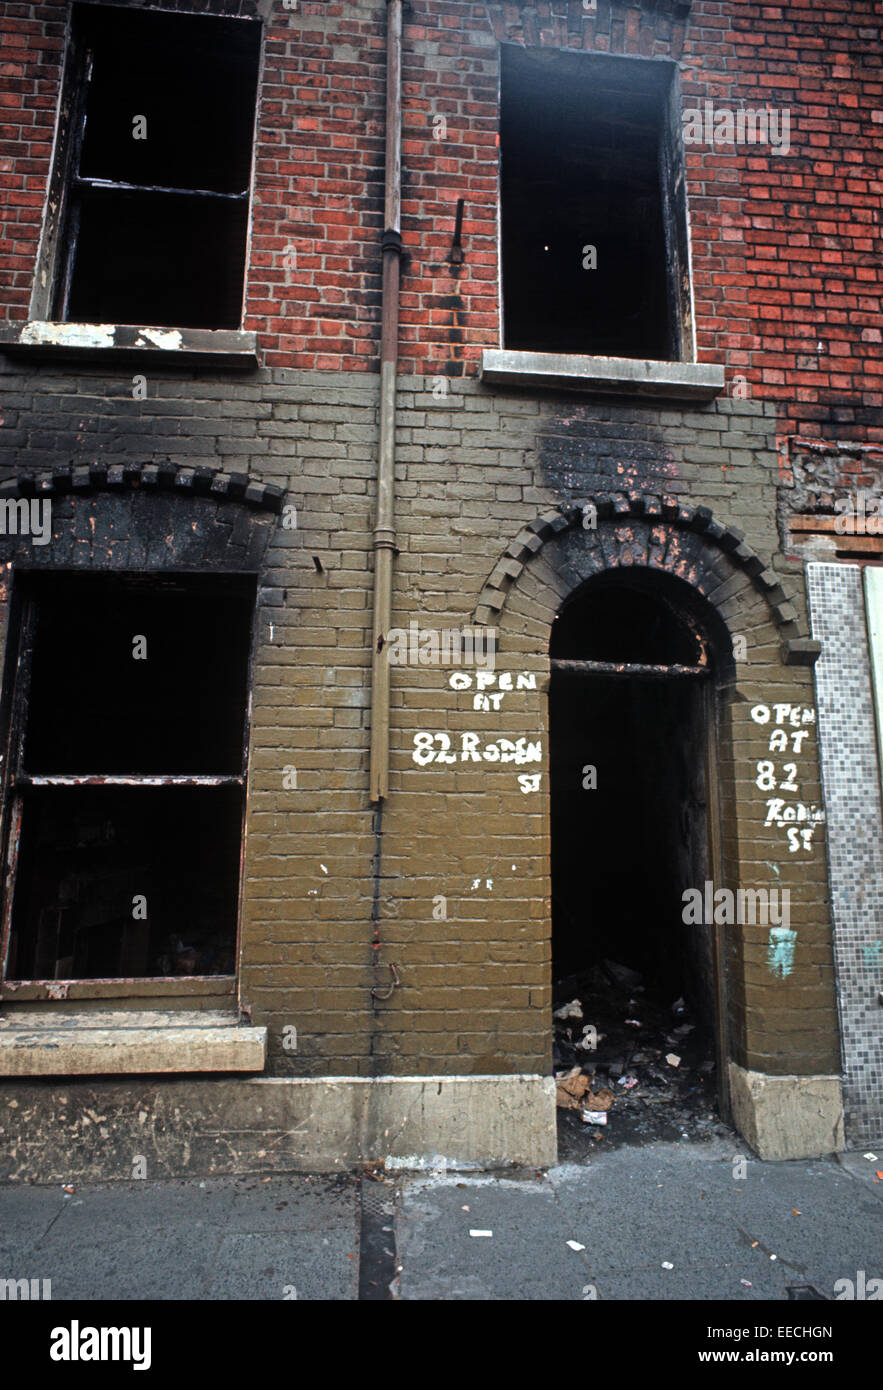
[499,47,693,363]
[0,573,257,993]
[32,4,262,330]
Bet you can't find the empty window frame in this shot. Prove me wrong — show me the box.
[0,573,256,983]
[499,47,692,362]
[40,4,261,329]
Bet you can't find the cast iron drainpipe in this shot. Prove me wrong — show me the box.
[369,0,403,804]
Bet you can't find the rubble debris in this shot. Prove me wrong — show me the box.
[587,1087,615,1111]
[556,1067,591,1110]
[554,999,584,1020]
[602,959,643,990]
[554,959,723,1154]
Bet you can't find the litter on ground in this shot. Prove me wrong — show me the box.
[554,999,583,1021]
[555,1067,591,1110]
[552,960,725,1153]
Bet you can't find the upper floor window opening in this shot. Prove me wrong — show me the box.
[500,46,692,363]
[41,4,261,330]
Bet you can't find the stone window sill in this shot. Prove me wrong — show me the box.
[0,321,258,368]
[480,349,725,400]
[0,1009,267,1075]
[0,976,236,1003]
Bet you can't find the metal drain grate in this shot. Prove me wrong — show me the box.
[361,1181,394,1220]
[357,1176,397,1300]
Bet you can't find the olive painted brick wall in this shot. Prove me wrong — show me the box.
[0,0,869,1097]
[0,360,841,1077]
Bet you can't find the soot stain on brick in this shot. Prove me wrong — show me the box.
[432,287,467,375]
[0,491,275,572]
[537,400,681,506]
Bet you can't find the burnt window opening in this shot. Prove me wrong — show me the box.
[500,47,691,362]
[49,5,261,329]
[1,573,256,983]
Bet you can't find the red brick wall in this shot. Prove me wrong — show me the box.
[680,0,882,443]
[1,0,880,440]
[0,1,67,308]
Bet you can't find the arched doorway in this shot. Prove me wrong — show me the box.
[550,568,732,1142]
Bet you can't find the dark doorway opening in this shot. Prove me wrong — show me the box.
[552,675,709,994]
[549,573,727,1149]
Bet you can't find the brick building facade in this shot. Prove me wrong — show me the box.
[0,0,879,1175]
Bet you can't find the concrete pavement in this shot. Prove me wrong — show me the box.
[0,1139,880,1301]
[394,1140,883,1300]
[0,1173,361,1301]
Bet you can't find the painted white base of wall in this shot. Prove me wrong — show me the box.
[729,1062,844,1160]
[0,1074,558,1182]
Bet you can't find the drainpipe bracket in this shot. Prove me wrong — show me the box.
[381,228,404,256]
[373,525,397,552]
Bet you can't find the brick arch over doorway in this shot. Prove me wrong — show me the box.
[468,490,839,1149]
[471,492,819,669]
